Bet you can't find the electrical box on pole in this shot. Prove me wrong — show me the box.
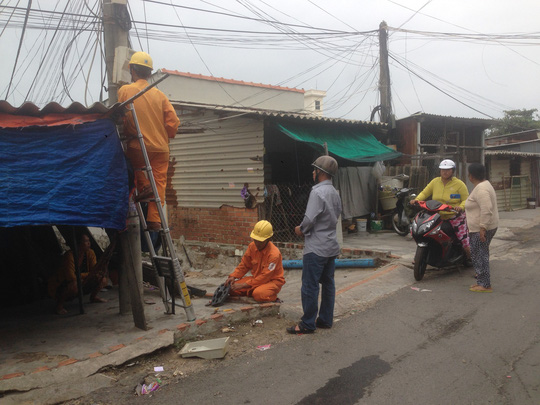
[103,0,130,105]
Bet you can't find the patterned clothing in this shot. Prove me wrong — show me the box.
[448,213,470,248]
[470,228,497,288]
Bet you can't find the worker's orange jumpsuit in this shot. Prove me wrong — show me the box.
[229,241,286,302]
[118,79,180,224]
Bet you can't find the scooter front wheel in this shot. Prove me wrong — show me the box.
[414,247,428,281]
[392,212,410,236]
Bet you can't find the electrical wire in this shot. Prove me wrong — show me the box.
[5,0,32,100]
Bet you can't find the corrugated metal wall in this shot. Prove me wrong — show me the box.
[169,111,264,208]
[489,157,532,211]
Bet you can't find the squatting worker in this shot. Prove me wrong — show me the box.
[118,51,180,231]
[287,156,342,334]
[224,220,285,302]
[410,159,472,265]
[48,233,108,315]
[466,163,499,293]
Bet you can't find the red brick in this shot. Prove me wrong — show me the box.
[32,366,50,374]
[259,303,275,308]
[241,306,255,312]
[58,358,78,367]
[108,344,125,353]
[176,323,190,331]
[2,372,24,380]
[158,329,169,335]
[88,352,103,359]
[210,313,224,321]
[195,319,207,326]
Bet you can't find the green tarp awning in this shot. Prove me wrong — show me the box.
[277,123,401,162]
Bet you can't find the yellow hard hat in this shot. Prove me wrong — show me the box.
[250,220,274,241]
[129,51,153,69]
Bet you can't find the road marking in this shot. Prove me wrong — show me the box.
[336,264,400,295]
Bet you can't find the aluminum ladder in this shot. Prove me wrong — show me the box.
[125,102,195,321]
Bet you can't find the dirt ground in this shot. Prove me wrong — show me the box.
[63,315,297,404]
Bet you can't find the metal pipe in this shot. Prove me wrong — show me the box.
[283,258,376,269]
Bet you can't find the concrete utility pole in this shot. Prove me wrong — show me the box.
[103,0,130,105]
[102,0,147,330]
[378,21,392,125]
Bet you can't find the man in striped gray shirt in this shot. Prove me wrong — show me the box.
[287,156,342,334]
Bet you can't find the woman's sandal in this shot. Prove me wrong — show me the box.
[469,285,492,293]
[286,324,315,335]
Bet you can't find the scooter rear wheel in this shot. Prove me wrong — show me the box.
[392,212,410,236]
[414,247,428,281]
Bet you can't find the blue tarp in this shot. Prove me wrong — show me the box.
[0,118,129,229]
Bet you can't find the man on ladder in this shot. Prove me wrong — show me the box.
[118,51,180,231]
[117,51,195,320]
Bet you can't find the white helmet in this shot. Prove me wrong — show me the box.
[439,159,456,170]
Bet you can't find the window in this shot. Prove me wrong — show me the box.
[315,100,321,110]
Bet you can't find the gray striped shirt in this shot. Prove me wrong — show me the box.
[300,180,342,257]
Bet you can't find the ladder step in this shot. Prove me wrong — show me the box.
[153,255,173,262]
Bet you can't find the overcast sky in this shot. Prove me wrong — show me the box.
[1,0,539,121]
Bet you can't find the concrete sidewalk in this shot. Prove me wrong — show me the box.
[1,208,539,404]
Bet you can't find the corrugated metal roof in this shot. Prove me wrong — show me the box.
[0,100,110,116]
[485,150,540,157]
[397,112,495,126]
[170,100,388,130]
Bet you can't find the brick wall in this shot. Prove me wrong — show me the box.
[168,205,259,245]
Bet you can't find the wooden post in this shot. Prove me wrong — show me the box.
[72,227,85,315]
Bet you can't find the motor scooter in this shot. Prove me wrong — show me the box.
[411,200,465,281]
[391,188,416,236]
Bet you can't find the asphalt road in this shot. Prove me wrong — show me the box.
[95,224,540,405]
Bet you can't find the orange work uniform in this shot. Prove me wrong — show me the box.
[118,79,180,223]
[47,250,97,298]
[229,241,285,302]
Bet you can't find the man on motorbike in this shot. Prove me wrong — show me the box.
[410,159,472,265]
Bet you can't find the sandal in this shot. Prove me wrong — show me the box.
[286,324,315,335]
[469,285,492,293]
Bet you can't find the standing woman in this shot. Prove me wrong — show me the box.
[465,163,499,292]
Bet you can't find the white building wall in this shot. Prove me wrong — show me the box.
[156,72,305,112]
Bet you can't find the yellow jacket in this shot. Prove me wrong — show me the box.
[118,79,180,152]
[416,176,469,219]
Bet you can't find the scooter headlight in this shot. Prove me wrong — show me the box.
[418,219,435,234]
[412,221,418,232]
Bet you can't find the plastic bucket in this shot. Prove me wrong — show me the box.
[380,195,397,211]
[356,218,367,232]
[370,220,383,231]
[527,198,536,209]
